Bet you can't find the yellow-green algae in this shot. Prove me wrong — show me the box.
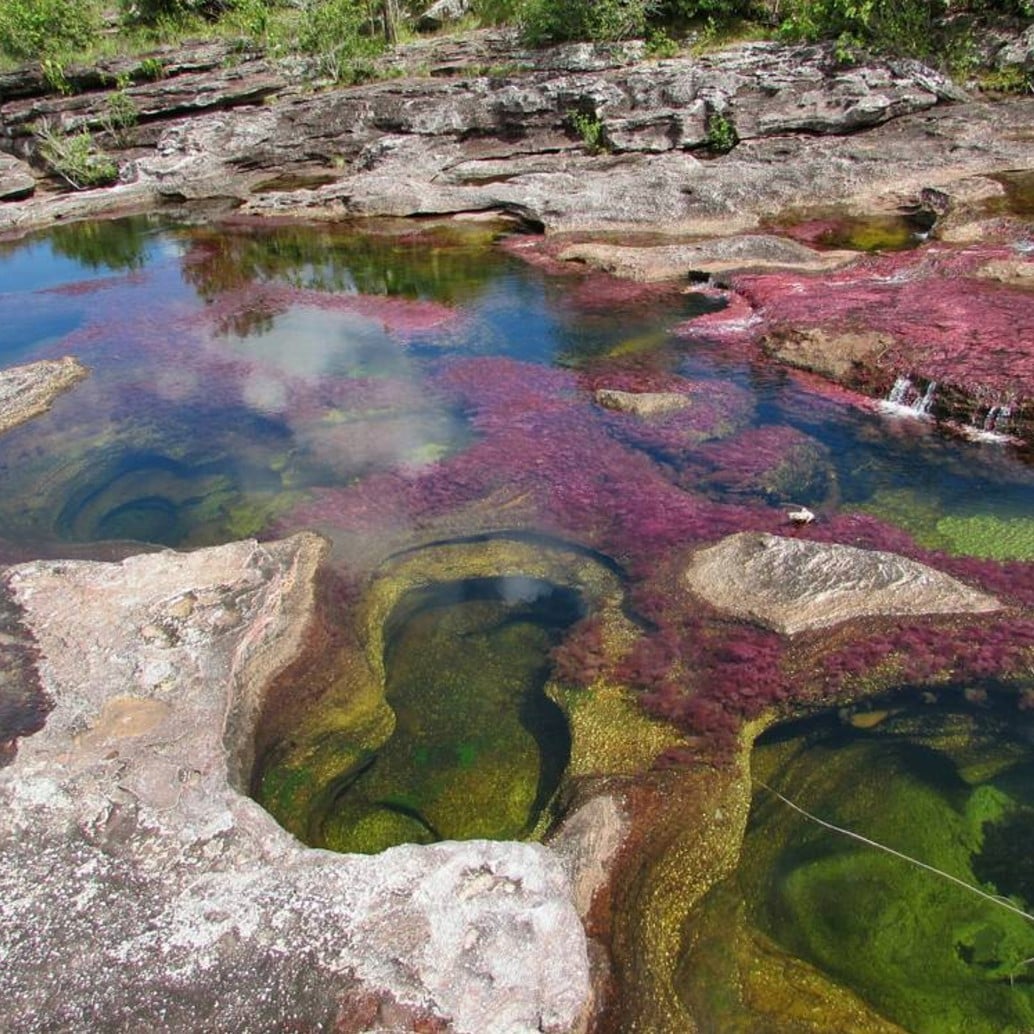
[606,731,757,1033]
[860,487,1034,560]
[688,705,1034,1034]
[254,536,692,854]
[320,588,575,853]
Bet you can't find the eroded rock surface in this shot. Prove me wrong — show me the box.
[0,356,87,434]
[685,531,1000,634]
[594,388,691,417]
[0,535,591,1033]
[2,31,1031,239]
[0,153,34,201]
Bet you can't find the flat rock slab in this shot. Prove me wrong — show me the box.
[0,536,590,1033]
[594,388,690,416]
[0,356,87,434]
[559,235,854,282]
[685,531,1000,635]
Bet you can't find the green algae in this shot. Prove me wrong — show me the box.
[769,209,933,253]
[824,215,927,253]
[254,537,658,854]
[687,704,1034,1034]
[320,589,575,853]
[859,487,1034,560]
[935,513,1034,561]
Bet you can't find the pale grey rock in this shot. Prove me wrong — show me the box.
[417,0,471,31]
[560,234,855,281]
[0,356,87,434]
[549,794,628,920]
[594,388,691,417]
[0,536,592,1033]
[2,35,1034,239]
[684,531,1000,635]
[996,24,1034,72]
[0,153,35,201]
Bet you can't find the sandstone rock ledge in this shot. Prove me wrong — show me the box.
[685,531,1000,635]
[0,356,88,434]
[0,535,591,1033]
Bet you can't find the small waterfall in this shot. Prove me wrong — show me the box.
[913,380,937,417]
[886,376,912,406]
[878,376,936,419]
[983,404,1012,433]
[958,401,1018,444]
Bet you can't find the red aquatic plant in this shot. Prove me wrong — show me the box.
[550,616,609,687]
[733,244,1034,425]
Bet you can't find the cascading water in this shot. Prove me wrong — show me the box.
[984,403,1013,434]
[879,375,937,418]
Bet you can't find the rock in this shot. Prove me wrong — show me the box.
[995,24,1034,72]
[761,326,894,384]
[594,388,691,416]
[975,256,1034,288]
[7,35,1029,239]
[740,245,1034,440]
[0,154,35,201]
[0,357,88,434]
[550,794,628,920]
[417,0,471,32]
[684,531,1000,635]
[560,235,854,282]
[0,536,592,1033]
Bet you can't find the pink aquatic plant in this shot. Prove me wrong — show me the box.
[733,244,1034,427]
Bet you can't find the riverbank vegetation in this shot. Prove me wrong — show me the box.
[0,0,1030,80]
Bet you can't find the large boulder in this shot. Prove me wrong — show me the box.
[685,531,1000,635]
[0,535,592,1033]
[558,235,853,282]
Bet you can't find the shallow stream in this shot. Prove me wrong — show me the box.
[3,213,1034,1031]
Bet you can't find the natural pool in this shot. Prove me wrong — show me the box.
[3,213,1034,1032]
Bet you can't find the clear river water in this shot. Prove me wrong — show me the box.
[4,213,1034,1032]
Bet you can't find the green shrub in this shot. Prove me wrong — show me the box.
[0,0,101,60]
[981,64,1034,93]
[35,122,119,189]
[101,74,140,145]
[518,0,657,44]
[120,0,234,26]
[660,0,758,24]
[705,109,737,152]
[568,108,607,151]
[41,56,72,94]
[646,26,680,55]
[778,0,949,59]
[299,0,385,81]
[471,0,522,24]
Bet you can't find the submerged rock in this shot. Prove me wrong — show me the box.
[685,531,1000,635]
[0,535,592,1033]
[594,387,690,416]
[0,356,87,434]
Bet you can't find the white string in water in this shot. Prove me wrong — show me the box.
[753,779,1034,927]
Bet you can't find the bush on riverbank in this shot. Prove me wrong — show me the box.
[0,0,1029,70]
